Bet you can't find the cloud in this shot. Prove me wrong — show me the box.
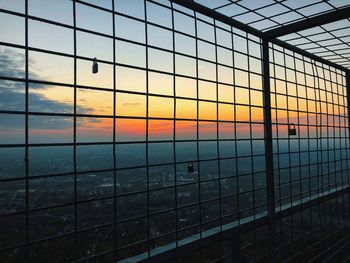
[0,81,25,111]
[0,48,25,79]
[122,102,141,106]
[0,48,97,131]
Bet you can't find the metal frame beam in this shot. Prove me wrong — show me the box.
[264,6,350,39]
[171,0,350,74]
[168,1,350,262]
[271,38,349,73]
[171,0,264,38]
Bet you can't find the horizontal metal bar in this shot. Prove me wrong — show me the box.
[275,186,350,219]
[264,6,350,39]
[137,185,350,262]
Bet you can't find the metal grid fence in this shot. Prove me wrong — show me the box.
[0,0,349,262]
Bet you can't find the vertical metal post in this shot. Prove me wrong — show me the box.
[346,71,350,188]
[112,0,117,260]
[143,0,151,258]
[346,72,350,140]
[72,0,78,261]
[262,39,276,262]
[170,2,179,256]
[24,0,29,261]
[345,70,350,191]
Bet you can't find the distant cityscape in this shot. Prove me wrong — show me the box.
[1,140,346,261]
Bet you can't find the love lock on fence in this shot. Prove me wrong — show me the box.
[187,161,194,173]
[92,57,98,74]
[288,123,297,136]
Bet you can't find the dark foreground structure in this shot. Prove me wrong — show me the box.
[1,0,350,262]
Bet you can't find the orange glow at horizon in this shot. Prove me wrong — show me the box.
[29,66,280,140]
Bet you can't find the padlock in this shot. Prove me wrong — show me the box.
[288,123,296,136]
[187,161,194,173]
[92,57,98,74]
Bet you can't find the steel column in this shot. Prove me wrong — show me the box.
[262,39,276,263]
[347,72,350,168]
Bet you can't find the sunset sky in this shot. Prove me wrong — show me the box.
[0,0,343,145]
